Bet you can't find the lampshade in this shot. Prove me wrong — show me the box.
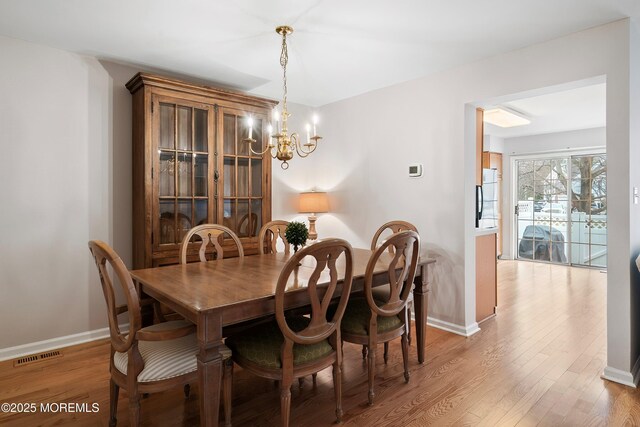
[298,192,329,213]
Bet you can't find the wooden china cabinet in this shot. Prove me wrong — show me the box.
[127,73,278,268]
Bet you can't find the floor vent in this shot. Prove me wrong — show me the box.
[14,350,63,367]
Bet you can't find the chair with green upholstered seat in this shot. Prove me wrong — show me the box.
[341,230,420,406]
[366,220,418,362]
[226,238,354,427]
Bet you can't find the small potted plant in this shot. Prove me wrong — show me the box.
[285,221,309,253]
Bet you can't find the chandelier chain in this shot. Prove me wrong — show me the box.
[280,31,288,115]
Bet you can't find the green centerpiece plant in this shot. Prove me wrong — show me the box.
[285,221,309,253]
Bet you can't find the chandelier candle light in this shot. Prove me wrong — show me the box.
[244,25,323,170]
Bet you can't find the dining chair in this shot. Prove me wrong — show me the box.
[226,238,354,427]
[88,240,232,427]
[341,230,420,406]
[366,220,418,361]
[179,223,244,264]
[258,219,320,388]
[258,220,290,254]
[150,224,245,324]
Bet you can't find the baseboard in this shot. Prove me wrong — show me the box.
[602,365,638,388]
[0,324,128,362]
[633,356,640,386]
[427,316,481,337]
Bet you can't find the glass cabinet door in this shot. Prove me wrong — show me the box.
[221,109,267,239]
[155,97,215,249]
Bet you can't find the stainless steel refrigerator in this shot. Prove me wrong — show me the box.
[477,168,498,229]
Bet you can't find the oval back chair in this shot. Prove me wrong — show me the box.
[179,224,244,265]
[342,230,420,405]
[371,220,418,253]
[89,240,235,426]
[369,220,419,354]
[258,220,291,254]
[227,238,354,427]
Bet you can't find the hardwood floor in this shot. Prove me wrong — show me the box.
[2,260,639,426]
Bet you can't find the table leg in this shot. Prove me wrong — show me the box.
[197,312,223,427]
[413,264,430,364]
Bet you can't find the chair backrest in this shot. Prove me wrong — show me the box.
[88,240,141,353]
[370,220,418,254]
[258,220,291,254]
[179,224,244,264]
[275,239,354,347]
[364,230,420,318]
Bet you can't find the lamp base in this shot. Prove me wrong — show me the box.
[307,214,318,240]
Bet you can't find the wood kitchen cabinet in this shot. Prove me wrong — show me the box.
[476,232,497,322]
[127,73,278,268]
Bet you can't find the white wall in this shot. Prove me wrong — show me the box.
[0,36,110,349]
[0,37,138,355]
[502,126,605,156]
[272,19,640,382]
[483,134,505,153]
[499,127,606,259]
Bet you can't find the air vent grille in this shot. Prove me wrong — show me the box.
[14,350,62,367]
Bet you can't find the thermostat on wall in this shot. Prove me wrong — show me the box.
[409,163,423,178]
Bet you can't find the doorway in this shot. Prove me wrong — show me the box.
[514,153,607,267]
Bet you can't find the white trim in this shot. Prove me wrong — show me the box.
[602,365,637,388]
[427,316,481,337]
[0,324,128,362]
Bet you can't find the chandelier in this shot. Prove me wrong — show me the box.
[244,25,322,170]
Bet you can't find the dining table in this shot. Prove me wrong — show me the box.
[130,247,435,427]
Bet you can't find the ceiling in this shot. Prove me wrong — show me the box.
[483,83,606,138]
[0,1,638,106]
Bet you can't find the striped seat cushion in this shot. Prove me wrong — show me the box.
[114,320,231,383]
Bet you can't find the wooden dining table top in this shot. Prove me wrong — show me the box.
[130,248,435,321]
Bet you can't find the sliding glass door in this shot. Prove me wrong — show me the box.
[515,153,607,267]
[569,154,607,267]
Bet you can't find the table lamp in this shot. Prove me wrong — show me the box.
[298,191,329,240]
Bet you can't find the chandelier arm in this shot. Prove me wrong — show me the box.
[291,133,317,158]
[248,144,273,157]
[245,139,273,157]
